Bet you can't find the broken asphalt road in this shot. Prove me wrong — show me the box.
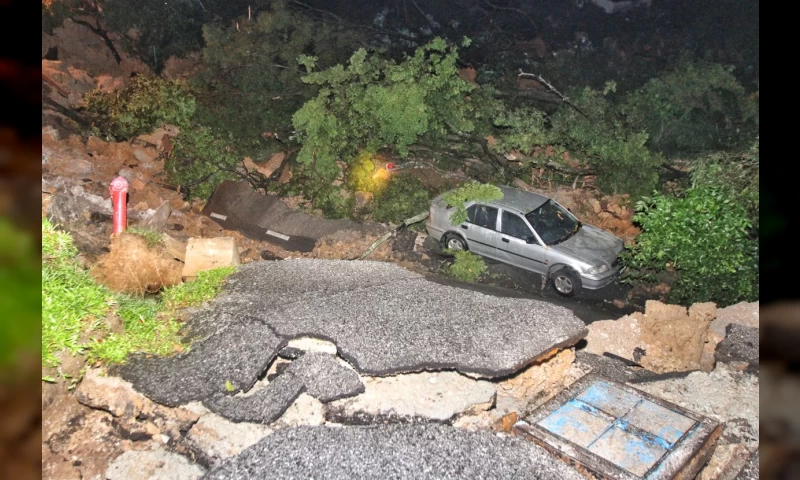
[119,259,587,411]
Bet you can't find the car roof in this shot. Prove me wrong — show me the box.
[484,186,549,214]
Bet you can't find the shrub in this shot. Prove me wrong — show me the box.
[550,83,664,197]
[84,76,195,140]
[372,175,431,224]
[446,250,487,283]
[622,60,759,154]
[622,186,758,306]
[165,125,242,200]
[690,138,759,230]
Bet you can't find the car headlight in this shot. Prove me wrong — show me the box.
[587,264,609,275]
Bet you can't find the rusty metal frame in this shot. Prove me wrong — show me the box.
[514,374,722,480]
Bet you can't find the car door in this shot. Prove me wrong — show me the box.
[496,209,549,274]
[461,204,500,259]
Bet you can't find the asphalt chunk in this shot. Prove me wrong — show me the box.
[715,324,759,368]
[204,373,306,424]
[286,353,365,402]
[202,424,584,480]
[117,318,284,407]
[204,353,364,423]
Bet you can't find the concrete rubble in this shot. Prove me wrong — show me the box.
[184,412,273,467]
[182,237,242,281]
[105,450,206,480]
[327,371,496,424]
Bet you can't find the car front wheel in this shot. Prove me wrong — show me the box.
[551,269,581,297]
[443,233,467,252]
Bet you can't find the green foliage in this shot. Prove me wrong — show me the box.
[550,85,664,197]
[622,186,758,306]
[622,61,759,154]
[442,182,503,224]
[127,227,164,248]
[0,221,41,369]
[162,266,236,310]
[193,0,361,140]
[85,76,195,141]
[347,151,379,193]
[691,138,759,230]
[293,38,477,182]
[446,250,487,283]
[491,107,554,154]
[372,175,431,224]
[166,125,242,200]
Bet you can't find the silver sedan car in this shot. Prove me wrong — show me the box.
[425,186,625,296]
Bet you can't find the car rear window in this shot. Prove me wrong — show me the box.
[467,204,498,230]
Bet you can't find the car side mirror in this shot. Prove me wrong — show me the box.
[526,236,538,245]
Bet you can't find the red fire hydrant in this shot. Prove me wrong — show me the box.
[109,176,129,235]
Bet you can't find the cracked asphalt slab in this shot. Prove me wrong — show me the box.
[204,353,365,424]
[190,259,587,378]
[202,424,584,480]
[120,259,587,411]
[116,318,284,407]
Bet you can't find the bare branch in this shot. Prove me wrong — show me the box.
[518,70,588,118]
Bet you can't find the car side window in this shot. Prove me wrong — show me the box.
[501,211,533,240]
[466,204,498,230]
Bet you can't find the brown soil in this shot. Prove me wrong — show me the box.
[91,233,183,294]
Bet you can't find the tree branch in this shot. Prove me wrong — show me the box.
[71,17,122,64]
[518,70,588,118]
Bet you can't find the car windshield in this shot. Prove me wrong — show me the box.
[525,200,581,245]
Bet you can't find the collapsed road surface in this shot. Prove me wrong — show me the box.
[117,259,587,417]
[202,181,385,252]
[202,423,584,480]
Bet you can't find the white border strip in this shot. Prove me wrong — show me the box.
[266,230,290,241]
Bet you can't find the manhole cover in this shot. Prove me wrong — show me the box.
[514,374,721,480]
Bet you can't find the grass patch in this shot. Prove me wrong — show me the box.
[162,266,236,310]
[127,226,164,248]
[42,218,113,367]
[41,218,236,368]
[87,296,182,364]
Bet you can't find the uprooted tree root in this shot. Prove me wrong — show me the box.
[91,233,183,295]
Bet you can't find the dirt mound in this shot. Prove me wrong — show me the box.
[584,300,717,373]
[92,233,183,294]
[313,230,394,261]
[515,181,640,244]
[638,301,716,373]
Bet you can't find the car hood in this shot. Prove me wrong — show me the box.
[550,224,623,267]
